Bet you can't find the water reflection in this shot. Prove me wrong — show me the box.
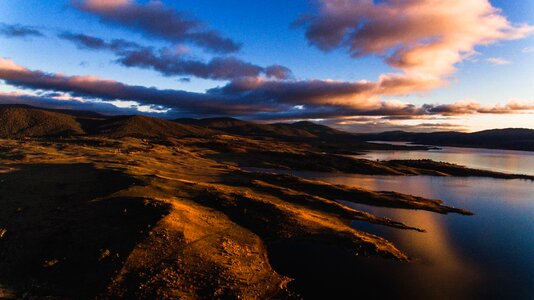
[362,142,534,176]
[286,171,534,299]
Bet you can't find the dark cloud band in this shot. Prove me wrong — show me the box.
[0,59,532,120]
[71,0,241,53]
[60,32,292,81]
[0,23,44,38]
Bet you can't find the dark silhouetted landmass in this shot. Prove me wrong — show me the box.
[359,129,534,152]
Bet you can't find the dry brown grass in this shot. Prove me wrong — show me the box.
[0,136,474,298]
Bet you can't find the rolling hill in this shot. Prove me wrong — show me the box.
[0,105,217,139]
[0,105,85,138]
[94,115,217,138]
[1,104,533,152]
[174,117,353,140]
[175,117,318,139]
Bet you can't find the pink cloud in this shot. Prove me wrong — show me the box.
[425,99,534,115]
[0,58,27,72]
[485,57,511,65]
[301,0,533,81]
[1,58,532,120]
[80,0,129,9]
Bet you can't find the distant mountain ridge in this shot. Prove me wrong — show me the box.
[0,104,351,140]
[358,129,534,152]
[95,115,217,138]
[176,117,324,139]
[1,104,533,151]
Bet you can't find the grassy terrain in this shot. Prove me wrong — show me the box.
[0,136,476,299]
[2,106,530,298]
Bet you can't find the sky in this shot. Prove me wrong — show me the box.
[0,0,533,132]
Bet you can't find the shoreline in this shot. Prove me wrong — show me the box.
[0,136,482,298]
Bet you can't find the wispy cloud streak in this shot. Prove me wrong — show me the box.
[0,23,44,38]
[486,57,511,65]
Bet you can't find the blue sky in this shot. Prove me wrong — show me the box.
[0,0,533,132]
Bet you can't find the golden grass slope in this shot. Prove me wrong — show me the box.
[0,136,472,298]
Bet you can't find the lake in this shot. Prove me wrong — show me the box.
[362,142,534,176]
[262,146,534,299]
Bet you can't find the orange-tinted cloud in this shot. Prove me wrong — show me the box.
[327,117,468,133]
[1,58,532,120]
[300,0,533,81]
[424,99,534,115]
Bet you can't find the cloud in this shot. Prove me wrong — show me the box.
[422,99,534,115]
[0,89,470,133]
[486,57,511,65]
[0,58,222,115]
[60,32,292,80]
[210,75,445,111]
[60,32,141,51]
[117,49,264,80]
[326,117,468,133]
[71,0,241,53]
[1,58,532,120]
[0,59,27,72]
[0,23,44,38]
[299,0,533,82]
[0,58,280,116]
[522,47,534,53]
[265,65,294,80]
[209,77,377,108]
[0,91,145,116]
[0,58,401,118]
[477,100,534,114]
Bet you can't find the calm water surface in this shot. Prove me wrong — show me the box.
[362,142,534,176]
[261,146,534,299]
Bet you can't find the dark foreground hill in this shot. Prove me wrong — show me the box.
[359,128,534,152]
